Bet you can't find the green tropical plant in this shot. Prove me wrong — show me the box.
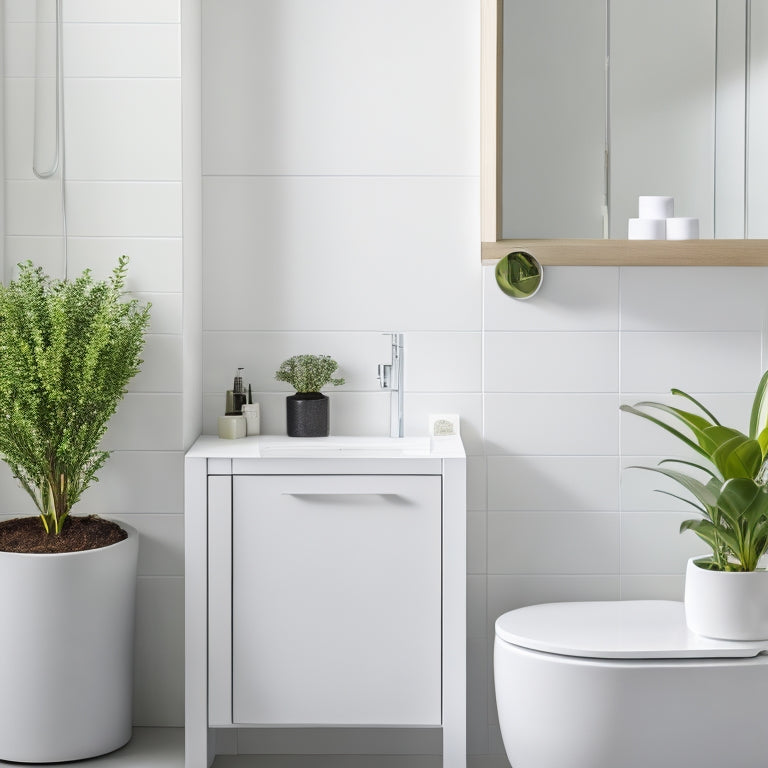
[274,354,345,393]
[0,256,150,535]
[621,370,768,571]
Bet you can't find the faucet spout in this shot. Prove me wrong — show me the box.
[378,333,404,438]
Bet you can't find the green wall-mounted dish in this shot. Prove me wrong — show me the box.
[495,251,544,300]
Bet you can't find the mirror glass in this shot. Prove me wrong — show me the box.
[501,0,768,240]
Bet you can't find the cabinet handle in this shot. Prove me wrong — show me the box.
[281,491,399,497]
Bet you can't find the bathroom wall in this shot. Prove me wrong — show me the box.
[2,0,765,757]
[1,0,199,727]
[201,0,768,761]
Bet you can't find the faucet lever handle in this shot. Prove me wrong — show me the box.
[378,364,392,389]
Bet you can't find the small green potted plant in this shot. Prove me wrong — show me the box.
[275,354,345,437]
[621,369,768,640]
[0,256,150,762]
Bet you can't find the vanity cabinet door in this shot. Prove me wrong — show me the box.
[231,474,442,726]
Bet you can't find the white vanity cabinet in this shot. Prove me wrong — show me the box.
[185,436,466,768]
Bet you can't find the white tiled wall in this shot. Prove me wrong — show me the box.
[2,0,195,727]
[199,0,768,761]
[4,0,767,759]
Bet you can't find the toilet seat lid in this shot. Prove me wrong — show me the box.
[495,600,768,659]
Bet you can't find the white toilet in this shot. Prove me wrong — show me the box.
[494,600,768,768]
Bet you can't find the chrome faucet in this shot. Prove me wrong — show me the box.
[377,333,404,438]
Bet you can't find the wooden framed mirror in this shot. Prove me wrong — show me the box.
[481,0,768,265]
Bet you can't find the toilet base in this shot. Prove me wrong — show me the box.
[495,635,768,768]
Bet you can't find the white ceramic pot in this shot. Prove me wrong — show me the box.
[684,556,768,640]
[0,520,138,762]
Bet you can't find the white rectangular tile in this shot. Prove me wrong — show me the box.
[134,577,184,726]
[484,331,618,392]
[129,335,183,393]
[620,511,703,575]
[620,391,753,456]
[0,464,35,518]
[5,181,64,236]
[138,294,183,335]
[466,636,490,756]
[620,332,761,393]
[467,510,487,575]
[467,575,487,639]
[62,0,180,23]
[485,393,619,455]
[483,265,619,331]
[102,394,182,451]
[111,513,184,577]
[203,391,389,438]
[620,454,712,513]
[3,237,66,281]
[202,176,480,332]
[405,393,483,454]
[620,266,768,331]
[467,456,487,510]
[64,24,181,77]
[619,575,685,601]
[202,0,478,176]
[66,182,182,237]
[487,575,620,629]
[488,456,620,511]
[66,237,183,292]
[202,332,392,394]
[3,79,35,180]
[405,332,482,392]
[74,451,183,516]
[65,80,182,180]
[487,512,619,575]
[4,24,36,77]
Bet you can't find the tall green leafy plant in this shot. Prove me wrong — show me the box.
[621,370,768,571]
[0,256,150,535]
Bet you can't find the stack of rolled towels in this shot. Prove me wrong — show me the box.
[628,196,699,240]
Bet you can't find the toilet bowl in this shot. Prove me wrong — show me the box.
[494,600,768,768]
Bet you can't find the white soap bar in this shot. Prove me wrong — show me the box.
[429,413,460,436]
[628,218,666,240]
[666,217,699,240]
[638,195,674,219]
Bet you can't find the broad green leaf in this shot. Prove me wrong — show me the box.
[710,435,763,480]
[632,401,714,434]
[658,458,718,480]
[757,426,768,460]
[628,465,719,508]
[749,369,768,439]
[619,405,709,460]
[671,388,721,426]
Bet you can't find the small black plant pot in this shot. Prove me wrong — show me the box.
[286,392,329,437]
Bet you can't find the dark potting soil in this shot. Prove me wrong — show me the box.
[0,515,127,554]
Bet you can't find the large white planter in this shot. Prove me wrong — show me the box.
[684,556,768,641]
[0,520,138,763]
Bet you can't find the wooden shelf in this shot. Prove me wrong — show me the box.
[481,239,768,266]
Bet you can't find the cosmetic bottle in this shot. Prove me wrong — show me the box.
[226,367,247,415]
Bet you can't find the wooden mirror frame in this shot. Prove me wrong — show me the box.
[480,0,768,266]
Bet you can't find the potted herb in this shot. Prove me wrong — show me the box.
[0,256,150,762]
[275,354,345,437]
[621,369,768,640]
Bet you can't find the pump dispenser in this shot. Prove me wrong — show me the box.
[226,368,247,415]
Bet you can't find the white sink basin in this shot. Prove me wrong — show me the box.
[258,436,432,458]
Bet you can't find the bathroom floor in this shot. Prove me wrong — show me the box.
[0,729,509,768]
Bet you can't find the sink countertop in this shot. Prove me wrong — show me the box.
[185,434,465,460]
